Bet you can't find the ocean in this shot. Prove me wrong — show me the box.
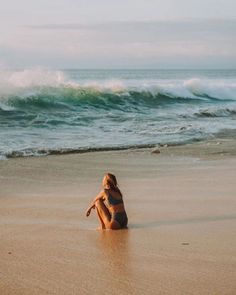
[0,68,235,159]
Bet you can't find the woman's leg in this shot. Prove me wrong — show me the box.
[94,200,121,230]
[96,207,106,229]
[94,199,111,229]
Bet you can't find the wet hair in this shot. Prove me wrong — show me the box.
[105,173,122,197]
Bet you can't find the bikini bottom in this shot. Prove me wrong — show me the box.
[112,211,128,228]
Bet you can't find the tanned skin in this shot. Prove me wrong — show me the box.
[86,175,126,230]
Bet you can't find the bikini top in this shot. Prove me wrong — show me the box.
[106,190,123,206]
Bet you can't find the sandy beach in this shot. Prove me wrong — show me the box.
[0,139,236,295]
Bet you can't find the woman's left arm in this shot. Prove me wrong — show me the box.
[86,191,105,217]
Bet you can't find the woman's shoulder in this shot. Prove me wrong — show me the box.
[100,189,109,199]
[96,189,107,198]
[102,189,111,197]
[102,188,123,200]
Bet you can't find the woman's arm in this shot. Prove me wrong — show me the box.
[86,190,105,217]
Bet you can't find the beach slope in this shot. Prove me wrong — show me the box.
[0,140,236,295]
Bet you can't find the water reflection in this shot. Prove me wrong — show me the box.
[129,213,236,229]
[96,230,132,291]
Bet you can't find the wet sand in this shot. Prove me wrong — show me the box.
[0,139,236,294]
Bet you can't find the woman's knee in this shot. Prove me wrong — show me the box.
[95,199,102,207]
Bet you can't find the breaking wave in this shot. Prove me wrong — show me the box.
[0,68,236,113]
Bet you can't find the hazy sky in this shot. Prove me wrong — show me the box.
[0,0,235,69]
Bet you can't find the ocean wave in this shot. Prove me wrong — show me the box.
[0,87,199,113]
[0,83,234,114]
[0,69,236,112]
[194,107,236,118]
[1,69,236,160]
[184,78,236,101]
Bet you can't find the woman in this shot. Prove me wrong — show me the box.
[86,173,128,230]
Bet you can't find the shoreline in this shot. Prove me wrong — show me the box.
[2,136,236,160]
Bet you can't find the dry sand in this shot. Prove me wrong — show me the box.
[0,139,236,294]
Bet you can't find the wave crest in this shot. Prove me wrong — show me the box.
[184,78,236,100]
[1,69,236,108]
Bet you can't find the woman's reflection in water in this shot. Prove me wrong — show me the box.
[96,229,132,291]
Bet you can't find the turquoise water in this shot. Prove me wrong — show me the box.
[0,68,236,159]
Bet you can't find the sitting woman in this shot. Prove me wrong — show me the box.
[86,173,128,230]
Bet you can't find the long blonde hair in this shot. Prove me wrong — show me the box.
[105,173,122,197]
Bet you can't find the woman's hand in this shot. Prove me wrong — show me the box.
[86,204,95,217]
[86,207,93,217]
[86,191,104,217]
[86,208,91,217]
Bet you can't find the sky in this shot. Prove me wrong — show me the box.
[0,0,236,69]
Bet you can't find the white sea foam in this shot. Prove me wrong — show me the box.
[0,102,15,111]
[184,78,236,100]
[1,68,66,88]
[0,68,236,102]
[0,68,67,100]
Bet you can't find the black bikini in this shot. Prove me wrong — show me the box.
[107,193,123,206]
[106,191,128,228]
